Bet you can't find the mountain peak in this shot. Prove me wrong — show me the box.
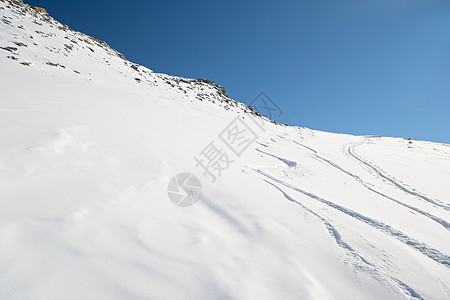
[1,0,281,123]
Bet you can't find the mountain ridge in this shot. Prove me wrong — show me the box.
[1,0,283,125]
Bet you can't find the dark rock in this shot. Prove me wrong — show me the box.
[14,42,27,47]
[46,62,65,68]
[31,6,47,14]
[0,46,18,52]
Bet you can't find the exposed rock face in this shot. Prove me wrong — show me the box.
[1,0,265,120]
[31,6,47,14]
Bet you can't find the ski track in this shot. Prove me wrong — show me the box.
[253,168,450,269]
[256,148,298,168]
[291,140,450,232]
[346,140,450,211]
[263,179,424,300]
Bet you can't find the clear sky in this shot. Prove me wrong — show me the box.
[28,0,450,143]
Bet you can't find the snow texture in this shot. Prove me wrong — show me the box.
[1,1,449,299]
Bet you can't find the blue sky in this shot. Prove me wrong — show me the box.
[29,0,450,143]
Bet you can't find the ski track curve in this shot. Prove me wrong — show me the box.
[263,179,424,300]
[253,168,450,269]
[291,140,450,232]
[346,140,450,211]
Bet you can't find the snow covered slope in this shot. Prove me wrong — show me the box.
[1,1,449,299]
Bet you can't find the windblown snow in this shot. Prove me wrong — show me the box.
[0,1,449,299]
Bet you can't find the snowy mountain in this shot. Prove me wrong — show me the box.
[1,0,449,299]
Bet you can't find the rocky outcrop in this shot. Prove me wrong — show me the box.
[31,6,47,14]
